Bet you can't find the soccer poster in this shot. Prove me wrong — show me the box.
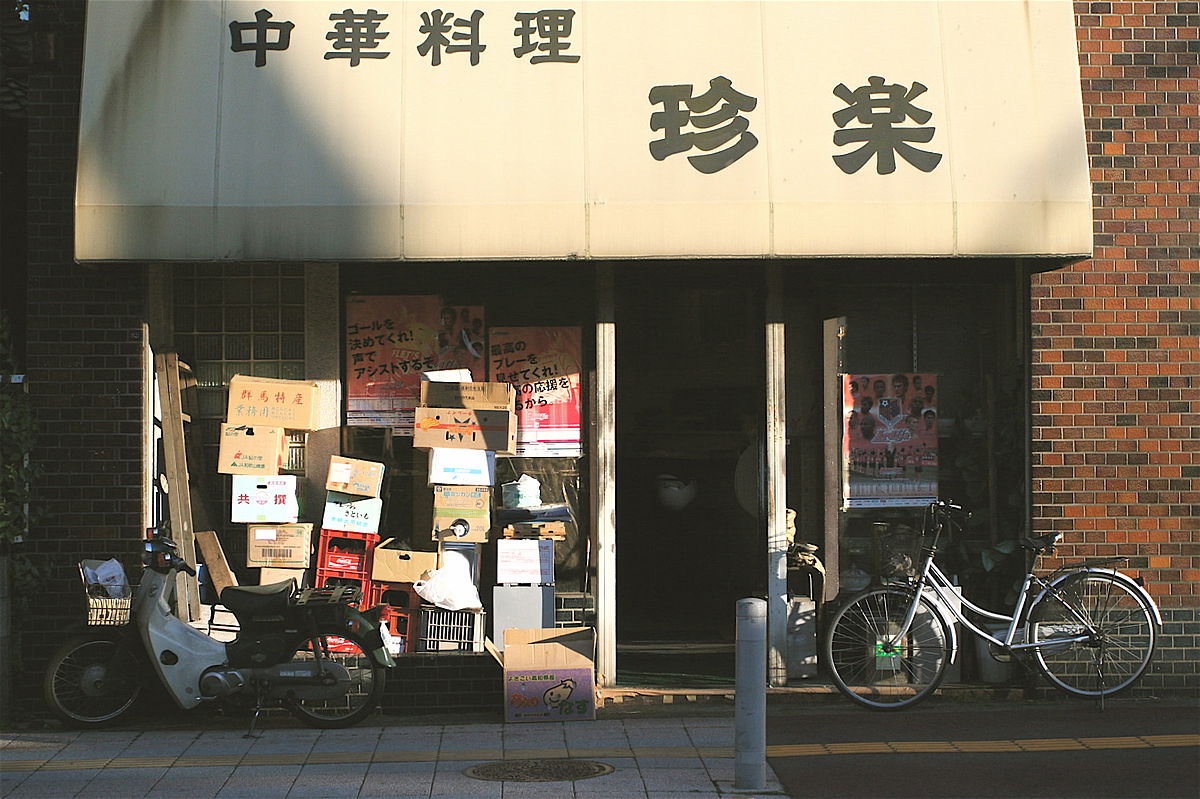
[842,373,939,508]
[345,296,484,431]
[489,327,583,457]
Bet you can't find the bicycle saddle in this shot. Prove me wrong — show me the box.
[220,579,296,615]
[1020,532,1061,551]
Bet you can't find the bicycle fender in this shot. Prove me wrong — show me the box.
[922,592,960,665]
[1039,568,1163,627]
[333,605,396,669]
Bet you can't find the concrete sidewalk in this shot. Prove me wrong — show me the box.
[0,714,786,799]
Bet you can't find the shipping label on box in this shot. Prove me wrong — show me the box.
[326,456,385,498]
[217,424,288,475]
[496,539,555,584]
[503,628,595,722]
[432,485,491,543]
[372,539,441,583]
[322,491,383,535]
[420,381,515,410]
[246,523,312,568]
[227,374,320,431]
[231,475,299,524]
[428,448,496,487]
[413,408,516,454]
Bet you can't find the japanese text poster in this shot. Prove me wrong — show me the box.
[843,373,939,508]
[345,296,483,432]
[490,327,582,457]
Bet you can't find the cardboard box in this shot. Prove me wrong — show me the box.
[502,628,595,722]
[428,448,496,487]
[259,567,308,589]
[217,424,288,475]
[420,381,515,410]
[246,523,313,568]
[231,475,299,523]
[326,456,385,498]
[413,407,516,454]
[496,539,555,584]
[322,491,383,535]
[227,374,320,431]
[372,539,441,583]
[432,485,492,543]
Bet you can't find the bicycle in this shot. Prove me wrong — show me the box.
[822,500,1161,710]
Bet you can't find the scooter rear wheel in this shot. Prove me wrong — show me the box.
[43,633,142,725]
[285,632,386,729]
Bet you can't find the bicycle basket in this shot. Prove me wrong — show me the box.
[79,560,135,626]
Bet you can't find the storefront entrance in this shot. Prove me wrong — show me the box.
[614,263,766,686]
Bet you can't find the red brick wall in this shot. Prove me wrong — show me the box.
[1029,3,1198,686]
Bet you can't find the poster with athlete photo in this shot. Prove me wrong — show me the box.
[345,296,484,432]
[842,373,939,508]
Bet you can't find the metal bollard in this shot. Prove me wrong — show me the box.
[734,597,767,790]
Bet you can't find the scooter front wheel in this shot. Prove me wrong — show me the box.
[285,632,386,729]
[43,633,143,725]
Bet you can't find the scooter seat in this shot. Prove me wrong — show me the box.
[220,579,295,616]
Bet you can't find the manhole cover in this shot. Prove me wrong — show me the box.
[463,759,616,782]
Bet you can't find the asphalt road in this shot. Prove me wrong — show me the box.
[766,697,1199,799]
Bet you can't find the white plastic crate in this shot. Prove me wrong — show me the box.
[419,606,485,652]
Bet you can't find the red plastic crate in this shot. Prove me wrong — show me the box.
[368,581,420,654]
[316,529,379,578]
[314,570,369,608]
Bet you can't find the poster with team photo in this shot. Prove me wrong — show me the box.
[842,373,939,508]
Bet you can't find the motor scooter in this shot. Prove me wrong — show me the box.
[43,528,395,732]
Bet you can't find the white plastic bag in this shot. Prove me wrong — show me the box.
[413,549,482,611]
[83,558,130,599]
[501,474,542,508]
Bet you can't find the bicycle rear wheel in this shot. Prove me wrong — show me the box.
[1028,572,1157,698]
[284,632,386,729]
[822,587,951,710]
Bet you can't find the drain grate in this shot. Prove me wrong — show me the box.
[463,759,616,782]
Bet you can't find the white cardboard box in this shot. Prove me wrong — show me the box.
[428,448,496,486]
[496,539,554,584]
[231,475,299,524]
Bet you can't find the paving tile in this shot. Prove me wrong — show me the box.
[286,762,367,797]
[0,733,76,753]
[145,765,236,796]
[500,779,579,797]
[359,760,436,796]
[636,755,709,769]
[3,769,94,799]
[639,766,716,793]
[0,768,30,793]
[431,762,504,797]
[76,765,169,798]
[570,769,647,796]
[215,764,301,798]
[439,732,504,751]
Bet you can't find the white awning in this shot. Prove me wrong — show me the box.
[76,0,1092,262]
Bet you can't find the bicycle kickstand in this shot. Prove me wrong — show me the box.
[244,684,267,739]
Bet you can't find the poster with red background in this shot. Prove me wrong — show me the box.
[843,373,939,508]
[489,327,582,457]
[345,296,483,431]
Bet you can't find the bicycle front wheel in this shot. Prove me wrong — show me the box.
[822,587,951,710]
[43,634,143,725]
[1028,572,1157,698]
[284,632,386,729]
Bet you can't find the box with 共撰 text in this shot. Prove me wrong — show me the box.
[231,475,299,523]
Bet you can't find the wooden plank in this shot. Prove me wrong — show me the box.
[765,263,788,687]
[592,263,617,688]
[155,352,201,620]
[822,318,844,603]
[195,530,238,595]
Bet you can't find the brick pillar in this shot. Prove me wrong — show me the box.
[1029,3,1198,691]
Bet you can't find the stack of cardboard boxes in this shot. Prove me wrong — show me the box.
[217,375,319,586]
